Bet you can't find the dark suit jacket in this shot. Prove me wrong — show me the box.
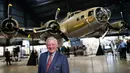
[38,51,69,73]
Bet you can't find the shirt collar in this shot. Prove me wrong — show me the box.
[48,51,56,56]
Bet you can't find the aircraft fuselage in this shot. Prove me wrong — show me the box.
[60,7,111,38]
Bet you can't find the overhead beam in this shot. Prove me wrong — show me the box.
[33,0,95,14]
[31,0,55,8]
[34,1,66,14]
[34,3,58,14]
[31,0,86,8]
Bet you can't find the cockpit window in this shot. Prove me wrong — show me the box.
[70,13,74,17]
[68,13,74,18]
[76,18,79,21]
[88,10,93,16]
[75,11,80,14]
[74,10,81,14]
[81,15,84,19]
[68,10,82,19]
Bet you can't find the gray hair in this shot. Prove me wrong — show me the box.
[46,36,58,43]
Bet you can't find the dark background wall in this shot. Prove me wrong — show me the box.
[0,0,4,23]
[0,0,37,28]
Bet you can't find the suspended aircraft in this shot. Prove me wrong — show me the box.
[35,7,111,40]
[0,3,126,46]
[34,7,126,41]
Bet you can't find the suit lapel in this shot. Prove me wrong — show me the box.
[44,52,48,72]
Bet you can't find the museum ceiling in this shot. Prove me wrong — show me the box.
[15,0,130,24]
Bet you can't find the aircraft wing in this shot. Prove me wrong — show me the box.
[83,29,128,38]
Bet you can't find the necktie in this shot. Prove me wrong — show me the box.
[46,54,53,73]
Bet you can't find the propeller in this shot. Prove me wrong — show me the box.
[53,8,69,41]
[117,0,130,30]
[0,3,30,38]
[35,8,69,41]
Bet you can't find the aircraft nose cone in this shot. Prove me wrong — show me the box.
[96,7,111,24]
[104,8,111,20]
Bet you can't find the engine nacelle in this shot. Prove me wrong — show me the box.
[40,20,62,43]
[43,20,60,34]
[0,18,19,37]
[110,20,125,30]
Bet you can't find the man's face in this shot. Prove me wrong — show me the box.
[46,40,58,53]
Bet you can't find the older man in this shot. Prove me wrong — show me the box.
[38,37,69,73]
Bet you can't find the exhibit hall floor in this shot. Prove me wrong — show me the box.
[0,54,130,73]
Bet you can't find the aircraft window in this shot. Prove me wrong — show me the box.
[70,13,74,17]
[68,13,74,18]
[76,18,79,21]
[74,10,81,14]
[68,16,70,18]
[88,10,93,16]
[75,11,80,14]
[81,15,84,19]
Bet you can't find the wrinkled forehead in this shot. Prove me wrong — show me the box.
[46,37,57,42]
[46,37,58,45]
[46,40,57,43]
[46,39,58,45]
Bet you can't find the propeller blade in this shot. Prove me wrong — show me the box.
[13,27,30,37]
[33,27,52,33]
[57,29,69,41]
[8,3,13,30]
[55,8,60,21]
[8,4,12,18]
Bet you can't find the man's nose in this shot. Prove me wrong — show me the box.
[50,45,53,48]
